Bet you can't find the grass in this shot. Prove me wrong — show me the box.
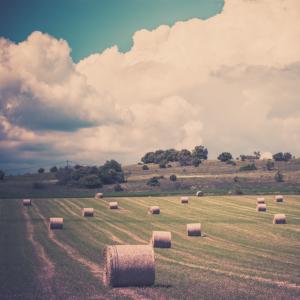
[0,195,300,299]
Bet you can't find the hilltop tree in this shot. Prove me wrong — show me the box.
[177,149,192,166]
[0,170,5,180]
[218,152,233,162]
[273,152,292,162]
[50,166,58,173]
[38,168,45,174]
[192,145,208,160]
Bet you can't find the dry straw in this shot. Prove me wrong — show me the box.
[181,196,189,204]
[149,206,160,214]
[187,223,202,236]
[49,218,63,229]
[273,214,286,224]
[257,197,265,204]
[275,195,284,203]
[256,204,267,212]
[109,202,118,209]
[103,245,155,287]
[95,192,103,199]
[196,191,203,197]
[82,208,94,217]
[151,231,171,248]
[23,199,31,206]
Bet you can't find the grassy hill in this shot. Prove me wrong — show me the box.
[1,195,299,299]
[1,159,300,198]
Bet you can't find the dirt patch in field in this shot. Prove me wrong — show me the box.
[22,208,55,297]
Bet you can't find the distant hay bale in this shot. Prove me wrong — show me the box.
[256,204,267,212]
[257,197,265,204]
[151,231,171,248]
[187,223,202,236]
[49,218,63,229]
[103,245,155,287]
[196,191,203,197]
[149,206,160,214]
[181,196,189,204]
[109,202,118,209]
[273,214,286,224]
[23,199,31,206]
[82,208,94,217]
[275,195,284,202]
[95,192,103,199]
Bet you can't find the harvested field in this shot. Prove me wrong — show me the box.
[0,195,300,299]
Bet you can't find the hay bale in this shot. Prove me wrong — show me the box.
[109,202,118,209]
[149,206,160,214]
[273,214,286,224]
[257,197,265,204]
[49,217,63,229]
[196,191,203,197]
[95,192,103,199]
[187,223,202,236]
[151,231,171,248]
[23,199,31,206]
[181,196,189,204]
[256,204,267,212]
[275,195,284,202]
[82,208,94,217]
[103,245,155,287]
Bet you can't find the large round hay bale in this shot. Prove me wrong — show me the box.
[256,204,267,212]
[23,199,31,206]
[187,223,202,236]
[196,191,203,197]
[109,202,118,209]
[181,196,189,204]
[149,206,160,214]
[95,192,103,199]
[103,245,155,287]
[275,195,284,203]
[257,197,265,204]
[82,208,94,217]
[151,231,171,248]
[49,218,63,229]
[273,214,286,224]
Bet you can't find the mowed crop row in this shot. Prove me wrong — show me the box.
[1,195,300,299]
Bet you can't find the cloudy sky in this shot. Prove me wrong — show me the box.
[0,0,300,172]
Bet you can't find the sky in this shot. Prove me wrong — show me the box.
[0,0,300,173]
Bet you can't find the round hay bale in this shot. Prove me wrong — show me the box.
[181,196,189,204]
[256,204,267,212]
[109,202,118,209]
[187,223,201,236]
[275,195,284,203]
[257,197,265,204]
[151,231,171,248]
[273,214,286,224]
[23,199,31,206]
[95,192,103,199]
[49,217,63,229]
[149,206,160,214]
[82,208,94,217]
[196,191,203,197]
[103,245,155,287]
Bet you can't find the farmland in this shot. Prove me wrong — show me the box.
[0,195,300,299]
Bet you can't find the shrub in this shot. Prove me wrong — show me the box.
[38,168,45,174]
[266,160,275,171]
[114,184,124,192]
[50,166,58,173]
[275,171,284,182]
[147,177,160,186]
[192,158,201,167]
[170,174,177,182]
[226,160,236,165]
[32,181,45,189]
[233,176,239,183]
[79,175,103,188]
[0,170,4,180]
[218,152,233,162]
[142,165,149,171]
[239,163,257,171]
